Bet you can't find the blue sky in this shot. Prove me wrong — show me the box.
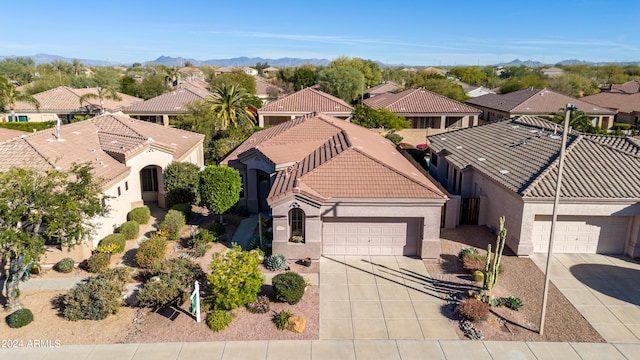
[4,0,639,66]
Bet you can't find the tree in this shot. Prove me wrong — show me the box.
[329,56,382,88]
[209,69,257,94]
[499,74,548,94]
[0,163,109,310]
[137,74,169,100]
[164,161,201,207]
[205,84,256,130]
[199,165,242,216]
[548,73,599,97]
[78,67,122,114]
[164,66,180,87]
[0,76,40,121]
[447,66,488,86]
[255,62,269,76]
[71,59,85,76]
[317,66,363,103]
[207,244,264,310]
[422,78,468,102]
[293,65,317,91]
[550,108,595,133]
[351,104,410,129]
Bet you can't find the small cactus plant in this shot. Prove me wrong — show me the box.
[264,254,287,271]
[471,270,484,282]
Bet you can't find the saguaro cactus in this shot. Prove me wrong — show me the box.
[483,216,507,291]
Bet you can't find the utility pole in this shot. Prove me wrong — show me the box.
[539,103,575,335]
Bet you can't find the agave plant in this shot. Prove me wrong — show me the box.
[264,254,287,271]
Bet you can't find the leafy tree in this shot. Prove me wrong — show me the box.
[119,76,139,97]
[381,67,409,85]
[78,67,122,114]
[137,73,168,99]
[0,76,40,121]
[71,59,85,76]
[499,74,548,94]
[164,66,180,87]
[209,69,256,94]
[548,73,599,97]
[550,108,595,133]
[317,66,363,102]
[0,57,36,85]
[205,84,256,130]
[0,164,108,310]
[422,78,468,102]
[207,244,264,310]
[293,65,317,91]
[351,104,410,129]
[255,62,269,76]
[164,161,201,207]
[447,66,488,86]
[329,56,382,88]
[199,165,242,215]
[70,75,98,89]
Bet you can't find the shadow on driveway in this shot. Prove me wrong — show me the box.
[570,262,640,307]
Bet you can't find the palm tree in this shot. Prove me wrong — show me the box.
[71,59,85,77]
[549,108,595,134]
[0,76,40,121]
[78,68,121,115]
[164,66,180,87]
[205,84,256,130]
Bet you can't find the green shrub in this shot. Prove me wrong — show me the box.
[165,161,201,208]
[207,244,264,310]
[206,310,233,332]
[118,220,140,240]
[463,253,504,274]
[247,295,270,314]
[272,272,306,305]
[127,206,151,225]
[613,123,632,130]
[0,121,54,132]
[62,268,129,321]
[55,257,75,273]
[158,209,186,240]
[208,222,226,237]
[273,309,293,330]
[189,229,217,246]
[7,308,34,328]
[170,203,192,221]
[136,276,181,309]
[384,132,403,145]
[505,296,523,311]
[138,258,205,308]
[199,165,242,215]
[98,234,126,254]
[87,252,111,273]
[458,247,479,262]
[135,233,167,269]
[264,254,287,271]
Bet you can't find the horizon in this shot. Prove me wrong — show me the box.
[4,1,640,66]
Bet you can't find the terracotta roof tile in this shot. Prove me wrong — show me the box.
[0,128,28,142]
[365,81,402,96]
[259,87,353,114]
[364,88,480,114]
[14,86,142,112]
[582,92,640,114]
[123,87,212,114]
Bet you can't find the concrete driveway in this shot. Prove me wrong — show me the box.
[319,255,460,340]
[531,253,640,343]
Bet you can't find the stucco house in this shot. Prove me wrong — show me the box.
[364,81,403,99]
[363,88,481,145]
[0,112,204,263]
[428,115,640,258]
[3,86,142,123]
[542,67,564,78]
[221,112,447,260]
[582,92,640,127]
[257,87,353,127]
[466,88,617,129]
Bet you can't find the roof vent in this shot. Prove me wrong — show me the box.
[477,157,486,161]
[511,125,519,129]
[440,137,447,141]
[456,145,463,149]
[499,169,509,175]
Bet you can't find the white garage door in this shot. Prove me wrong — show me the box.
[322,217,420,256]
[532,215,629,254]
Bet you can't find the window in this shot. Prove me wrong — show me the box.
[289,208,305,243]
[239,173,245,199]
[117,186,121,196]
[430,152,438,167]
[141,167,158,192]
[125,181,129,191]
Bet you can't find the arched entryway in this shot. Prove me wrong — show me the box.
[140,165,163,205]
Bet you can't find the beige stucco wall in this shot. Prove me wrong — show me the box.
[1,111,61,123]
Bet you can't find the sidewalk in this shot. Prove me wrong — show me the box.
[0,340,638,359]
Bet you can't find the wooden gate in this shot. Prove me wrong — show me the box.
[460,198,480,225]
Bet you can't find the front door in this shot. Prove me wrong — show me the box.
[257,171,270,212]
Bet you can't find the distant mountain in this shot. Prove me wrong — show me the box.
[0,54,125,66]
[495,59,545,67]
[145,56,331,67]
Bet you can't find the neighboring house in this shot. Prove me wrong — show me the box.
[177,79,210,91]
[466,88,617,129]
[221,112,447,259]
[0,112,205,263]
[428,115,640,258]
[123,85,213,126]
[0,127,27,142]
[599,80,640,94]
[262,66,280,77]
[257,87,353,127]
[582,92,640,126]
[255,76,279,103]
[542,66,564,78]
[4,86,142,123]
[178,67,205,83]
[466,86,495,98]
[363,88,481,145]
[212,66,257,76]
[243,67,259,76]
[364,81,402,99]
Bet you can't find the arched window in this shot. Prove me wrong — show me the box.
[289,208,305,243]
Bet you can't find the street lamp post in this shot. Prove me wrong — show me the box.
[539,103,575,336]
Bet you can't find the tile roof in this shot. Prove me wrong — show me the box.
[364,88,481,114]
[428,115,640,199]
[223,112,446,203]
[255,77,277,97]
[0,128,28,142]
[0,112,204,186]
[177,79,210,91]
[581,92,640,114]
[259,87,353,114]
[13,86,142,112]
[123,87,212,114]
[602,80,640,94]
[365,81,403,96]
[466,88,616,115]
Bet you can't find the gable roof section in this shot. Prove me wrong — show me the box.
[466,88,616,115]
[0,127,28,142]
[364,88,480,114]
[258,87,353,113]
[603,80,640,94]
[365,81,402,96]
[582,92,640,114]
[14,86,142,112]
[428,115,640,199]
[123,87,212,114]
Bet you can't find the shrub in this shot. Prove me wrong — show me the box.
[613,123,632,130]
[137,258,205,308]
[158,210,186,241]
[264,254,287,271]
[136,276,181,309]
[206,310,233,332]
[127,206,151,225]
[384,132,403,145]
[135,232,167,269]
[462,254,503,274]
[165,161,201,207]
[118,220,140,240]
[98,234,126,254]
[170,203,192,221]
[208,222,226,237]
[87,252,111,273]
[458,247,479,262]
[62,268,129,321]
[199,165,242,215]
[273,310,293,330]
[458,298,489,321]
[7,308,34,328]
[505,296,523,311]
[272,272,306,305]
[55,257,75,273]
[189,229,217,245]
[207,244,264,310]
[247,295,270,314]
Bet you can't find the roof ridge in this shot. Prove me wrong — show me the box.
[21,136,56,169]
[382,88,415,109]
[92,113,145,138]
[513,87,543,107]
[295,131,351,182]
[309,87,350,106]
[582,135,640,159]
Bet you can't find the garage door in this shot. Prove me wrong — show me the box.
[322,217,420,256]
[532,215,629,254]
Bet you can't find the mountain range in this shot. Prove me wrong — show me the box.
[1,54,639,68]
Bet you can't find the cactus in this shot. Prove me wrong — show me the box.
[264,254,287,271]
[483,216,507,291]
